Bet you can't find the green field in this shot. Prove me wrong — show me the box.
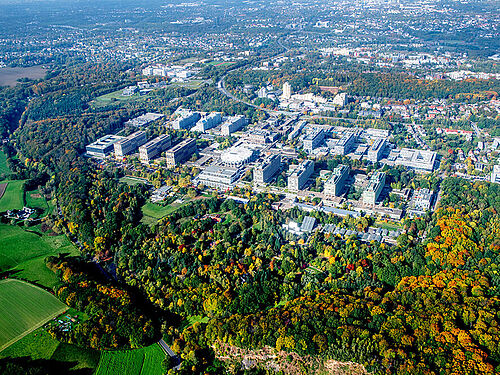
[0,150,11,177]
[141,200,188,225]
[168,79,208,89]
[0,179,25,212]
[119,176,151,186]
[91,89,149,108]
[95,344,166,375]
[25,189,50,216]
[0,320,99,374]
[0,224,78,287]
[0,279,67,351]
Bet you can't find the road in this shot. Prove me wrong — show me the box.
[158,338,181,370]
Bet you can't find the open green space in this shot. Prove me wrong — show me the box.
[119,176,151,186]
[0,150,11,177]
[90,89,150,108]
[95,344,166,375]
[0,279,67,351]
[0,321,99,374]
[168,79,208,89]
[0,224,78,288]
[374,221,402,231]
[0,179,25,211]
[141,200,189,225]
[24,189,49,215]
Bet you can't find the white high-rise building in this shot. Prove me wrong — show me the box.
[282,82,292,99]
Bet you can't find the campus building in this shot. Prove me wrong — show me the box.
[407,188,434,217]
[391,148,437,172]
[86,134,125,157]
[324,164,349,196]
[125,113,164,127]
[333,132,356,155]
[367,138,386,162]
[491,164,500,184]
[254,154,281,184]
[288,160,314,191]
[165,138,197,167]
[191,112,222,133]
[195,165,240,189]
[303,129,325,152]
[172,111,201,130]
[139,134,171,163]
[114,131,147,158]
[362,172,386,205]
[221,115,247,136]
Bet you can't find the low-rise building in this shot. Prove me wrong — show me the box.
[114,131,147,158]
[254,154,281,184]
[86,134,125,157]
[407,188,433,217]
[220,144,258,167]
[362,172,386,205]
[196,166,240,189]
[125,113,164,127]
[367,138,386,162]
[139,134,172,163]
[288,160,314,191]
[303,129,325,152]
[165,138,197,167]
[391,148,437,172]
[221,115,248,136]
[324,164,349,196]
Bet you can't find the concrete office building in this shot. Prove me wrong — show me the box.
[139,134,172,163]
[288,120,306,141]
[282,82,292,99]
[367,138,386,162]
[407,188,434,217]
[221,115,248,136]
[221,144,258,167]
[491,164,500,184]
[254,154,281,184]
[391,148,437,172]
[86,135,125,157]
[172,112,201,130]
[114,131,147,158]
[288,160,314,191]
[195,166,240,189]
[125,113,164,127]
[192,112,222,133]
[362,172,386,205]
[333,132,356,155]
[165,138,197,167]
[303,129,325,152]
[324,164,349,196]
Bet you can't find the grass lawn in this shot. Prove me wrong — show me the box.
[0,150,11,177]
[90,89,149,108]
[95,344,166,375]
[119,176,151,186]
[0,322,99,374]
[0,179,25,211]
[0,224,78,288]
[141,200,189,224]
[25,189,49,217]
[374,221,402,231]
[168,79,207,89]
[180,315,209,331]
[0,279,67,351]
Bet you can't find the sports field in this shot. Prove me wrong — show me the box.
[0,224,78,287]
[95,344,166,375]
[0,179,25,211]
[0,279,67,351]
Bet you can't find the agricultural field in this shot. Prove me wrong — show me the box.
[0,224,78,288]
[24,189,50,217]
[0,179,25,212]
[95,344,166,375]
[0,279,67,351]
[0,318,99,374]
